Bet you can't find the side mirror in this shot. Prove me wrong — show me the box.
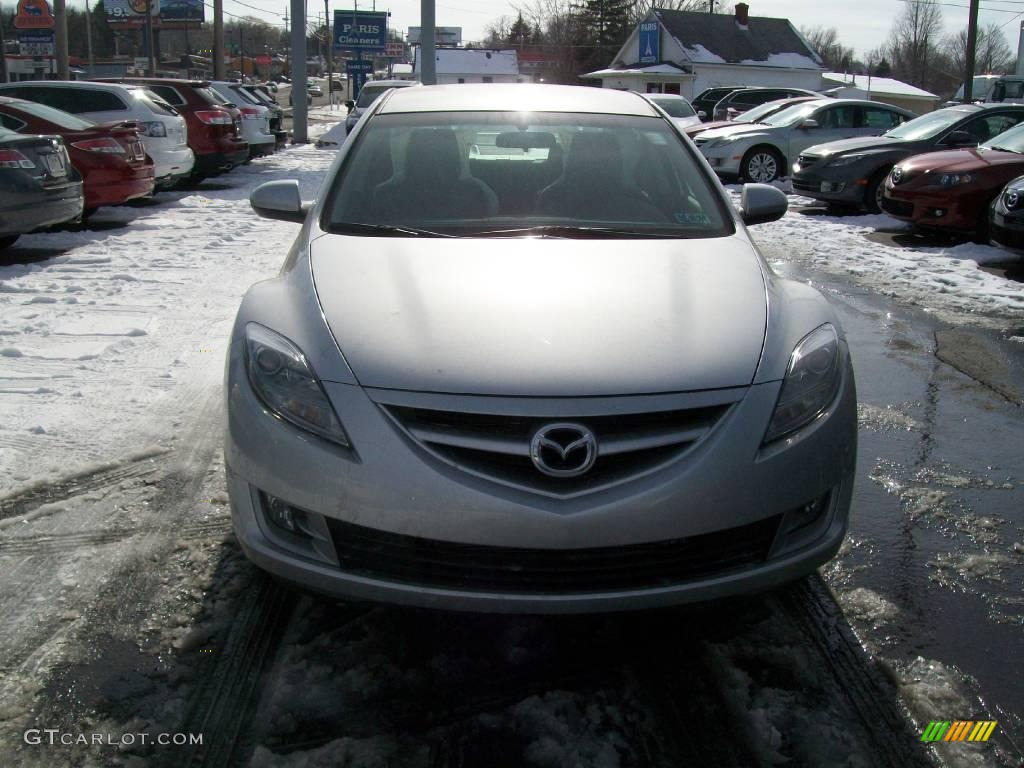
[250,180,311,224]
[942,130,976,147]
[740,183,788,226]
[800,118,819,129]
[344,99,355,111]
[697,110,707,120]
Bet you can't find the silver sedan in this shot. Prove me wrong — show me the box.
[227,84,857,613]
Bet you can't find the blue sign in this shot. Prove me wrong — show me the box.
[346,59,374,96]
[638,21,659,65]
[334,10,387,52]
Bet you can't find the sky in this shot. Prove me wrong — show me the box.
[49,0,1024,59]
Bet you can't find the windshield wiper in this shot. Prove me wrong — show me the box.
[328,222,458,237]
[471,225,685,239]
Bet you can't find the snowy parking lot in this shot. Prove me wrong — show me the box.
[1,135,1022,767]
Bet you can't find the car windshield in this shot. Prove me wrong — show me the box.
[137,90,178,117]
[982,122,1024,152]
[884,108,971,140]
[761,103,820,127]
[7,100,94,130]
[736,99,804,124]
[356,85,395,109]
[324,111,733,238]
[650,98,695,118]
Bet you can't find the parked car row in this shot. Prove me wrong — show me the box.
[0,78,291,250]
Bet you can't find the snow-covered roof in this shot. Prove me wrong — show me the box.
[391,63,413,75]
[822,72,938,100]
[655,8,823,70]
[581,63,692,79]
[413,48,519,76]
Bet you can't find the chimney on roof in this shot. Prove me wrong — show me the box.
[735,3,749,27]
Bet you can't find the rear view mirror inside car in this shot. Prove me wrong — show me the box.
[495,131,557,149]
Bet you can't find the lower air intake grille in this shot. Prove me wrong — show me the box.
[325,514,782,594]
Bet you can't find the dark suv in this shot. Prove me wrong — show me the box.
[712,87,822,121]
[101,78,249,177]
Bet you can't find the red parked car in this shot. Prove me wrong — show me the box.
[881,121,1024,239]
[99,78,249,177]
[0,96,153,214]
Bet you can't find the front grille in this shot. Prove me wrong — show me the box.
[382,401,735,497]
[324,514,781,594]
[791,178,819,193]
[796,154,822,169]
[881,196,913,217]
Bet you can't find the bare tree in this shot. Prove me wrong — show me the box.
[885,0,944,88]
[801,26,855,71]
[946,22,1015,77]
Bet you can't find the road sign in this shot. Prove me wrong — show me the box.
[384,41,404,58]
[16,28,54,56]
[334,10,387,52]
[346,58,373,95]
[638,21,659,65]
[14,0,56,30]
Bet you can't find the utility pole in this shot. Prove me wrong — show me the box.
[324,0,332,101]
[214,0,225,79]
[0,7,8,84]
[290,0,307,141]
[240,23,245,78]
[963,0,980,102]
[144,0,156,76]
[420,0,435,85]
[54,0,69,79]
[85,1,94,70]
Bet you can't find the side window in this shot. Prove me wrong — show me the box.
[148,85,185,106]
[817,105,856,129]
[9,87,66,110]
[982,114,1021,140]
[860,107,903,130]
[52,89,128,113]
[0,112,26,131]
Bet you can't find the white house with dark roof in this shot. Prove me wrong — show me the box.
[582,3,824,99]
[413,48,523,84]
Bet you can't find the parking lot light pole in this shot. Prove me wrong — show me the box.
[420,0,435,85]
[54,0,70,79]
[290,0,307,142]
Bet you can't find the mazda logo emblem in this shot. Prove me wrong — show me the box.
[1008,190,1020,209]
[530,423,598,478]
[891,167,903,184]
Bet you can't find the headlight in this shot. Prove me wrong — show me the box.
[826,153,869,167]
[244,323,350,447]
[937,173,972,186]
[763,324,842,444]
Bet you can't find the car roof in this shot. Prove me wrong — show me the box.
[106,78,212,88]
[378,84,660,116]
[0,80,137,94]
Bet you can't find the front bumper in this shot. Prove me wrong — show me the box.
[698,144,744,176]
[792,165,867,205]
[225,347,857,613]
[990,206,1024,252]
[881,179,981,232]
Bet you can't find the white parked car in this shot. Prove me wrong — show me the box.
[642,93,702,130]
[0,80,193,187]
[208,81,276,157]
[694,98,915,183]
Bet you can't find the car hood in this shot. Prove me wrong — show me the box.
[685,120,732,137]
[671,115,703,130]
[899,146,1024,174]
[309,235,768,396]
[695,124,771,141]
[803,135,901,157]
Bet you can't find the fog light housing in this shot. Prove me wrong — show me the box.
[773,491,834,555]
[256,491,339,565]
[820,181,846,193]
[782,492,831,536]
[265,493,298,533]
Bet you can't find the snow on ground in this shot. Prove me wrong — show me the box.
[733,188,1024,328]
[0,144,335,497]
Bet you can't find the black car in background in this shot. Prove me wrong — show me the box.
[0,126,83,249]
[711,87,821,121]
[990,174,1024,253]
[792,104,1024,213]
[691,87,740,121]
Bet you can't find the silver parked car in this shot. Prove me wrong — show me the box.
[227,84,857,613]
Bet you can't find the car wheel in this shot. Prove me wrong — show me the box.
[864,168,890,214]
[975,197,996,244]
[0,235,18,250]
[742,147,783,183]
